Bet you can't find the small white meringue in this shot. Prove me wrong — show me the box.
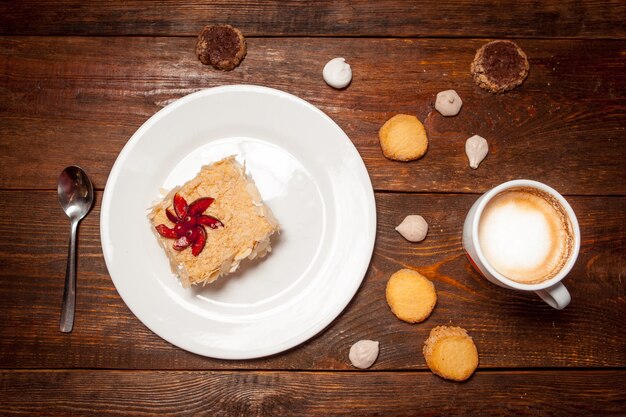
[323,57,352,89]
[395,215,428,242]
[435,90,463,116]
[465,135,489,169]
[349,340,379,369]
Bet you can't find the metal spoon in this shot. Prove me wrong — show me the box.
[57,166,94,332]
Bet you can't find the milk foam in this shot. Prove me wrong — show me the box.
[478,189,572,284]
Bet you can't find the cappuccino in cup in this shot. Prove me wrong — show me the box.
[478,187,575,284]
[462,180,580,310]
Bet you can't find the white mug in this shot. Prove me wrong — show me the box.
[462,180,580,309]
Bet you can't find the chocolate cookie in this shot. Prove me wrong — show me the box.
[471,40,529,93]
[195,24,247,71]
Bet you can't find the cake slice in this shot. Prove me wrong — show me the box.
[148,156,279,287]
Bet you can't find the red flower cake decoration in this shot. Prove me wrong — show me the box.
[155,193,224,256]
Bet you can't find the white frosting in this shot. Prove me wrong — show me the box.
[465,135,488,169]
[323,57,352,89]
[395,215,428,242]
[435,90,463,116]
[349,340,379,369]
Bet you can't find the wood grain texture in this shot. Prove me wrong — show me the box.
[1,370,625,416]
[1,37,625,194]
[1,1,625,38]
[1,191,624,370]
[2,2,625,413]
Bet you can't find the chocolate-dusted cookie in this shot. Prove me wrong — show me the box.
[471,40,529,93]
[195,24,247,71]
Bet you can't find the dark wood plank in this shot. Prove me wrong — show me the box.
[1,370,625,416]
[1,37,625,194]
[1,1,625,38]
[1,191,624,370]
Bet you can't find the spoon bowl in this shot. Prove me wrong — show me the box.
[58,166,94,220]
[58,166,94,332]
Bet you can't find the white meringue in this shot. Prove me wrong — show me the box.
[465,135,489,169]
[395,215,428,242]
[323,57,352,89]
[349,340,379,369]
[435,90,463,116]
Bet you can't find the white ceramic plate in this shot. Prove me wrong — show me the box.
[101,85,376,359]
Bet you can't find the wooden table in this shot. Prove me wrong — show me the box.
[1,1,625,415]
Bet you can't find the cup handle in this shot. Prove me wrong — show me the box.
[535,283,571,310]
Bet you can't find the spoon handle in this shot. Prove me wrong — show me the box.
[60,220,78,332]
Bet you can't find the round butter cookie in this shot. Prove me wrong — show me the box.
[386,269,437,323]
[423,326,479,381]
[378,114,428,161]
